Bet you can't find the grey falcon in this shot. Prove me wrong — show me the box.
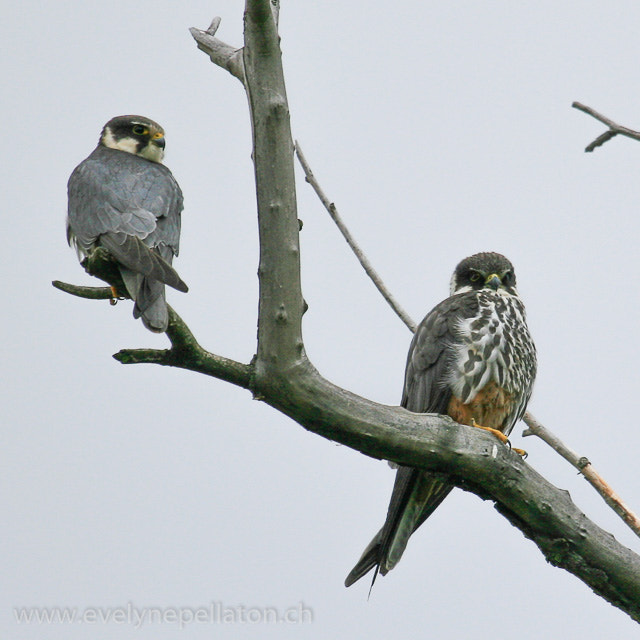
[345,252,537,589]
[67,115,187,332]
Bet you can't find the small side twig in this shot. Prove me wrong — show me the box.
[295,140,640,540]
[572,101,640,152]
[189,17,245,83]
[295,141,417,333]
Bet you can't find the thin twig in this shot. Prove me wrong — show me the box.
[295,141,418,333]
[572,101,640,152]
[523,413,640,537]
[295,141,640,540]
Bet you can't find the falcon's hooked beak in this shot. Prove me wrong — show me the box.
[485,273,501,290]
[151,131,165,150]
[139,131,165,163]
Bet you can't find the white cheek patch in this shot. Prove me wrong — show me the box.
[138,144,164,163]
[102,127,139,154]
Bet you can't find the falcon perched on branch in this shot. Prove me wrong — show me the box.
[67,115,187,332]
[345,252,537,588]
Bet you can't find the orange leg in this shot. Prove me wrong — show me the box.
[109,286,119,306]
[470,418,509,443]
[470,419,527,457]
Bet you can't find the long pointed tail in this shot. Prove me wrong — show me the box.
[120,269,169,332]
[345,469,453,589]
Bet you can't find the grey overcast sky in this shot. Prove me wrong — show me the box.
[4,1,640,638]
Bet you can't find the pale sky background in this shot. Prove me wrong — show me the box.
[4,1,640,638]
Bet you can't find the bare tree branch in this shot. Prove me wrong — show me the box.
[573,101,640,152]
[243,0,305,379]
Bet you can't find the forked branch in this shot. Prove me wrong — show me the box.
[573,101,640,152]
[52,280,252,388]
[189,17,245,83]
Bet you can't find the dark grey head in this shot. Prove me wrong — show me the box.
[450,252,517,296]
[99,115,166,163]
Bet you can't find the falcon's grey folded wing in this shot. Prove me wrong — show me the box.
[345,297,467,588]
[98,233,187,292]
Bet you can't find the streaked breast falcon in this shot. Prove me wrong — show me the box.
[345,252,537,589]
[67,115,187,332]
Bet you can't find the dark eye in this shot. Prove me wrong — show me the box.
[469,272,481,282]
[503,271,514,285]
[132,125,146,135]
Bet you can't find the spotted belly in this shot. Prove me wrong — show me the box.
[447,290,535,434]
